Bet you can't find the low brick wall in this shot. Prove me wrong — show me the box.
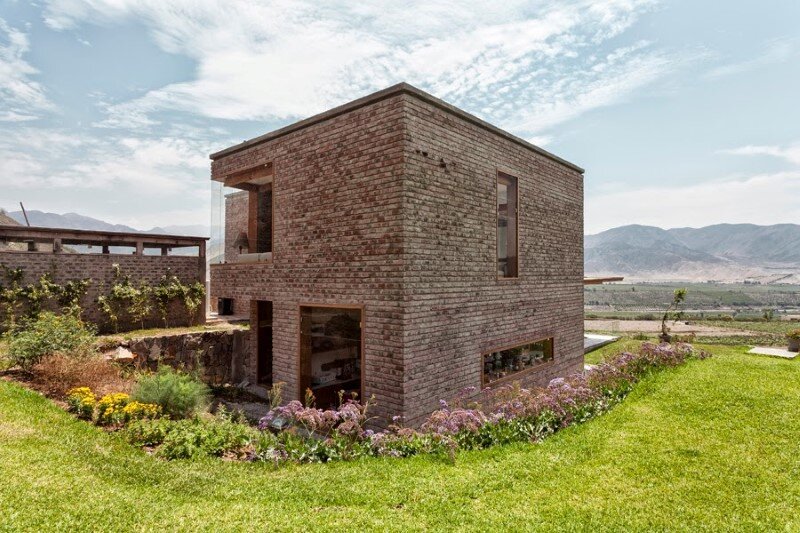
[0,251,206,333]
[108,329,250,385]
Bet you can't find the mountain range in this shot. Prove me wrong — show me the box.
[4,210,209,238]
[2,210,797,283]
[586,224,800,283]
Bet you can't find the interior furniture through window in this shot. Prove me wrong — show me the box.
[299,306,362,408]
[482,338,553,385]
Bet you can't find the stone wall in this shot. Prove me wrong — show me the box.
[0,251,206,333]
[110,328,250,385]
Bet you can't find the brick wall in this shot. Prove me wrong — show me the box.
[0,251,206,333]
[210,87,583,425]
[211,94,407,419]
[400,94,584,423]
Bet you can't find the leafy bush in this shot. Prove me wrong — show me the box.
[6,312,96,370]
[787,329,800,340]
[66,387,96,420]
[96,393,131,425]
[132,366,210,419]
[31,353,131,398]
[123,401,162,422]
[125,414,258,460]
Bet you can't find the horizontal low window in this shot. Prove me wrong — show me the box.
[482,338,554,385]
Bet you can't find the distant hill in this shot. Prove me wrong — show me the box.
[3,210,211,258]
[0,210,21,227]
[586,224,800,283]
[6,210,208,238]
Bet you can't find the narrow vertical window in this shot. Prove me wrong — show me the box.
[497,172,518,277]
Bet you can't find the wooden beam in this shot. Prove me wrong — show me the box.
[222,162,274,189]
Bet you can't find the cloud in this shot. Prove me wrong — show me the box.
[718,142,800,167]
[586,171,800,234]
[0,18,54,121]
[41,0,678,136]
[706,37,799,79]
[0,126,217,228]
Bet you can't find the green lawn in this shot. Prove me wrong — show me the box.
[584,338,647,365]
[2,345,800,531]
[704,319,799,335]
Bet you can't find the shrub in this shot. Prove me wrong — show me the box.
[125,418,173,447]
[125,415,258,460]
[30,353,131,398]
[132,366,210,419]
[122,401,162,422]
[66,387,96,420]
[6,312,96,370]
[786,329,800,340]
[96,393,131,426]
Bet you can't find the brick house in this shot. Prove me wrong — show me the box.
[210,83,584,424]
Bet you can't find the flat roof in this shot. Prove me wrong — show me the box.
[209,82,584,174]
[0,225,207,246]
[583,276,625,285]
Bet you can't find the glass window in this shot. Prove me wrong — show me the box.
[299,306,362,408]
[497,172,518,277]
[483,338,553,385]
[249,186,272,254]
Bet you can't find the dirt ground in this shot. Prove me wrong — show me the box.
[585,320,756,337]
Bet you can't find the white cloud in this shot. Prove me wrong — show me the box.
[0,126,216,229]
[0,18,54,121]
[42,0,676,136]
[718,142,800,167]
[586,171,800,234]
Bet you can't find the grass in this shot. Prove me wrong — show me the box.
[2,344,800,530]
[96,323,248,344]
[704,319,799,335]
[584,338,647,365]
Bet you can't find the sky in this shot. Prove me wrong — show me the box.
[0,0,798,234]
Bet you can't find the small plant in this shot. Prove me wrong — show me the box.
[99,264,150,332]
[66,387,96,420]
[153,271,181,327]
[132,366,210,419]
[96,393,131,425]
[0,264,25,330]
[6,312,96,370]
[124,415,258,460]
[660,288,687,343]
[787,329,800,352]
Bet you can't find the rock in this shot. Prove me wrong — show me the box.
[104,346,135,362]
[149,343,162,361]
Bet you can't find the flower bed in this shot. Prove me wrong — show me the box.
[254,342,710,464]
[56,342,709,464]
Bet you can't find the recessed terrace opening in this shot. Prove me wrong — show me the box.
[212,161,274,262]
